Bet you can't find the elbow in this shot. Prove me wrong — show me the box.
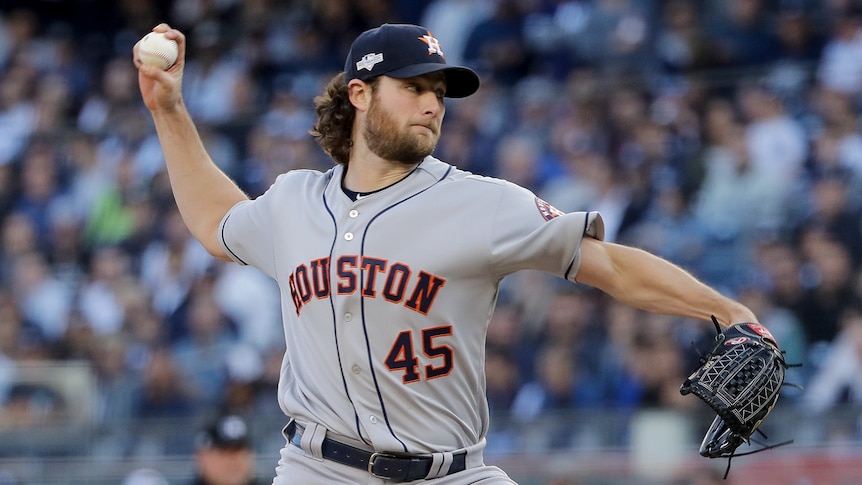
[205,243,233,262]
[196,226,232,261]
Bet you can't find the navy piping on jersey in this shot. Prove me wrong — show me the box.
[357,165,453,453]
[563,212,592,281]
[322,172,373,446]
[219,213,248,265]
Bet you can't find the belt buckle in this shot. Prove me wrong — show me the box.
[367,451,401,479]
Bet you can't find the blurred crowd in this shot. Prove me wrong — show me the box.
[1,0,862,462]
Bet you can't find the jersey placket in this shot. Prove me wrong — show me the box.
[330,201,396,448]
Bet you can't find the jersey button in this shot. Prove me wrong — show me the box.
[369,415,378,424]
[351,365,361,374]
[344,232,353,241]
[344,313,352,322]
[349,209,359,218]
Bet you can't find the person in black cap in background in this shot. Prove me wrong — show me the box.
[192,414,263,485]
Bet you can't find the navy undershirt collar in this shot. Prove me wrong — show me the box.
[340,165,420,201]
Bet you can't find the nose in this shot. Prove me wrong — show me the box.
[421,91,444,117]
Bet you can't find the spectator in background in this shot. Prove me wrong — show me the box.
[76,245,138,336]
[801,304,862,418]
[77,56,143,136]
[0,63,37,165]
[134,347,195,421]
[594,299,643,409]
[805,87,862,209]
[0,381,66,428]
[542,151,633,242]
[182,20,255,126]
[0,8,37,68]
[654,0,716,74]
[10,250,72,343]
[212,263,282,353]
[14,142,67,249]
[494,133,545,192]
[485,344,521,417]
[705,0,780,69]
[484,344,521,456]
[621,315,695,411]
[737,79,808,231]
[0,289,41,363]
[521,287,605,380]
[754,9,820,127]
[511,343,603,450]
[0,212,38,283]
[90,333,142,459]
[171,279,239,409]
[817,4,862,97]
[485,299,533,381]
[754,239,806,313]
[691,104,765,290]
[794,231,856,347]
[621,177,707,271]
[220,342,266,416]
[123,301,166,374]
[420,0,494,67]
[191,414,263,485]
[792,168,862,266]
[570,0,653,78]
[463,0,530,85]
[83,152,143,247]
[140,207,214,319]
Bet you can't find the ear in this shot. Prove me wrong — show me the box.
[348,79,371,112]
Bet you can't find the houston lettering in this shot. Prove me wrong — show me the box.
[288,255,445,316]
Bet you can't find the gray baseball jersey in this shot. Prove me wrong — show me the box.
[219,156,604,454]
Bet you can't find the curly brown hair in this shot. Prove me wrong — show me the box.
[309,73,379,165]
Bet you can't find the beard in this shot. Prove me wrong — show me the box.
[363,95,438,165]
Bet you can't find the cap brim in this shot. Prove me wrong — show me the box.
[385,63,480,98]
[213,441,249,449]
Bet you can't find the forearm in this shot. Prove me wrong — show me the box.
[577,239,757,327]
[151,102,248,258]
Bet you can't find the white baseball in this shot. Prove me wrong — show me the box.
[138,32,178,70]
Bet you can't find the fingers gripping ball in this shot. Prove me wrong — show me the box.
[680,320,788,461]
[138,32,178,69]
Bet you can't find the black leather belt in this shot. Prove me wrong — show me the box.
[285,421,467,482]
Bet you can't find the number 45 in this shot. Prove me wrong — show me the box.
[385,326,453,384]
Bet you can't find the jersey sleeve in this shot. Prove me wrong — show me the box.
[218,178,282,279]
[488,180,604,282]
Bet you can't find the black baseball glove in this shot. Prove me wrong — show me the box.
[680,317,792,476]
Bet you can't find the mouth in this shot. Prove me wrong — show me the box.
[413,124,437,136]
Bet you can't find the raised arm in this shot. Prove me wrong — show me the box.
[575,237,757,327]
[133,24,248,260]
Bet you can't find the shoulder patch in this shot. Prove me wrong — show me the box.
[534,197,565,221]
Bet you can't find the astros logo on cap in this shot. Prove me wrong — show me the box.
[419,31,444,58]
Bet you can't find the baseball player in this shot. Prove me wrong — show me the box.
[135,22,760,484]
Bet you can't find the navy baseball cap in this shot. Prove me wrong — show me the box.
[344,24,480,98]
[195,415,251,450]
